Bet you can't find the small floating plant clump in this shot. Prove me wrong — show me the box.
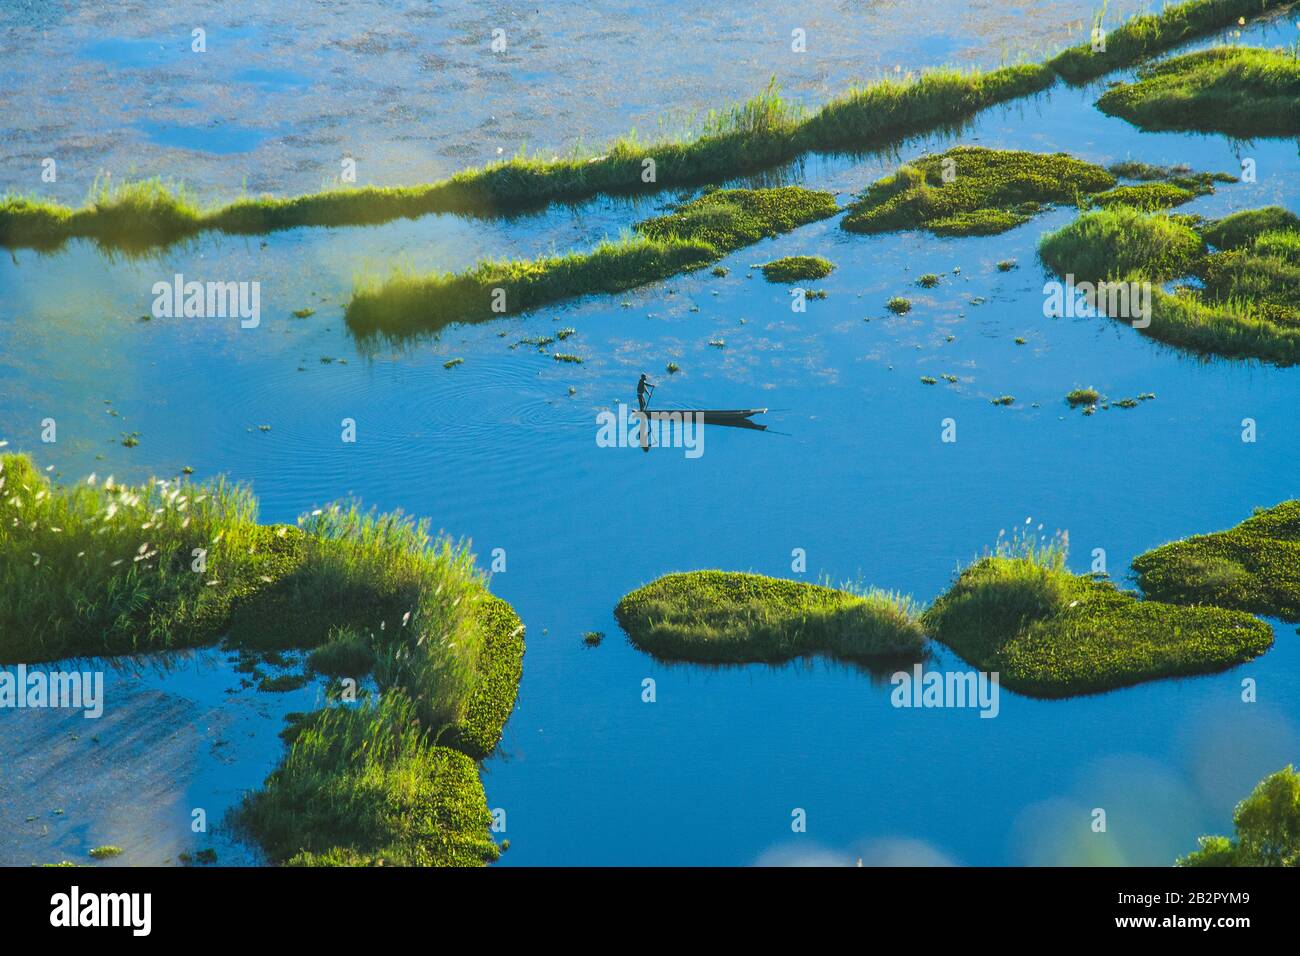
[841,146,1116,237]
[922,527,1274,697]
[1096,46,1300,138]
[886,296,912,314]
[759,255,834,282]
[1066,387,1101,407]
[443,358,464,369]
[582,631,604,647]
[1133,500,1300,621]
[346,186,839,338]
[990,395,1015,406]
[916,273,941,288]
[614,570,925,664]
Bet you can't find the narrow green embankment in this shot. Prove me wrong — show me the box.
[1038,203,1300,364]
[1178,765,1300,866]
[614,570,925,665]
[344,185,839,338]
[2,0,1287,252]
[1097,46,1300,138]
[615,527,1278,697]
[1134,500,1300,621]
[0,451,524,865]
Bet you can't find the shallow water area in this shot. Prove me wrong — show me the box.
[2,6,1300,866]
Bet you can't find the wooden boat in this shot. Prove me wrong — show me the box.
[642,408,766,425]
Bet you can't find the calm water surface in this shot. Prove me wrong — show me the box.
[1,7,1298,865]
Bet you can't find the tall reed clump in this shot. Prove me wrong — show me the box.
[922,524,1272,697]
[1046,0,1290,84]
[614,570,926,664]
[345,186,839,339]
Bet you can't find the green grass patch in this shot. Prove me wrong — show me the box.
[1090,183,1199,211]
[759,255,835,282]
[234,692,500,866]
[1046,0,1291,84]
[88,846,123,859]
[1134,500,1300,621]
[1066,386,1101,406]
[923,530,1273,697]
[1097,46,1300,138]
[1039,205,1204,282]
[841,146,1115,236]
[1040,205,1300,362]
[614,570,925,665]
[307,631,377,677]
[886,295,912,314]
[346,186,837,338]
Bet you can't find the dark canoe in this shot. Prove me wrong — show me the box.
[642,408,767,425]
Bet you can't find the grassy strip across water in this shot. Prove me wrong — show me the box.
[1097,46,1300,138]
[1133,500,1300,621]
[613,570,925,664]
[345,186,838,338]
[4,0,1284,253]
[922,530,1273,697]
[1045,0,1290,83]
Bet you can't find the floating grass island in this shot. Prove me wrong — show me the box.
[922,534,1273,697]
[0,451,524,865]
[1097,46,1300,138]
[1038,204,1300,364]
[841,146,1116,236]
[613,571,925,665]
[2,0,1285,254]
[345,186,838,337]
[759,255,835,282]
[1133,500,1300,622]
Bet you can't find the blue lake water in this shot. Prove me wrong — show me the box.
[1,9,1299,865]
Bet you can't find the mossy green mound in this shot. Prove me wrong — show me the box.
[346,186,837,338]
[1038,205,1300,363]
[636,188,839,252]
[923,546,1272,697]
[1134,500,1300,621]
[1039,205,1204,282]
[614,570,925,664]
[1097,46,1300,138]
[1090,183,1199,211]
[237,694,499,867]
[841,146,1115,236]
[1046,0,1289,84]
[1203,206,1300,249]
[759,255,835,282]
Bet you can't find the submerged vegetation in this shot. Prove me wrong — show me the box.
[3,0,1281,253]
[0,451,523,865]
[1097,46,1300,138]
[841,146,1115,236]
[1133,500,1300,621]
[1038,204,1300,364]
[614,571,925,665]
[922,529,1273,697]
[1178,765,1300,866]
[346,186,838,337]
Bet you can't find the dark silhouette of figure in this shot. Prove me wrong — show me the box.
[637,373,655,411]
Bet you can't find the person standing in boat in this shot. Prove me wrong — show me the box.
[637,373,655,412]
